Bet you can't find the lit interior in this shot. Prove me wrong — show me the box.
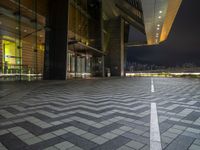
[2,39,21,68]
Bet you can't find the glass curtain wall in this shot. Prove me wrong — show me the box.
[68,0,92,78]
[68,0,89,44]
[67,0,104,78]
[0,0,45,80]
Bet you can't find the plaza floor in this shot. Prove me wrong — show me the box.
[0,77,200,150]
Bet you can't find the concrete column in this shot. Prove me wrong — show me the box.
[105,17,125,76]
[43,0,69,80]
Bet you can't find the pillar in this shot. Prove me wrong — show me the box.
[105,17,125,76]
[43,0,69,80]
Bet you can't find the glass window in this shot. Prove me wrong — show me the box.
[0,0,46,80]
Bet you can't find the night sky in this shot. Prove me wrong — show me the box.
[127,0,200,67]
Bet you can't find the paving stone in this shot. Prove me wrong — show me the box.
[91,136,108,144]
[18,133,35,140]
[141,145,149,150]
[93,136,131,150]
[55,141,74,149]
[101,132,118,139]
[181,120,194,124]
[0,133,28,149]
[64,127,78,132]
[119,126,133,131]
[51,121,64,126]
[92,123,104,128]
[7,127,21,132]
[111,129,126,135]
[39,133,56,140]
[168,128,183,134]
[43,146,59,150]
[142,132,150,138]
[189,144,200,150]
[184,112,200,122]
[68,146,83,150]
[0,130,9,136]
[29,136,65,149]
[162,136,173,144]
[24,136,43,145]
[71,129,87,135]
[80,132,97,140]
[0,142,8,150]
[53,129,68,136]
[194,139,200,145]
[186,128,200,134]
[159,122,173,134]
[126,140,144,149]
[130,129,145,135]
[171,106,185,113]
[173,125,187,131]
[182,131,200,139]
[162,131,178,139]
[162,142,168,149]
[122,131,149,145]
[117,145,134,150]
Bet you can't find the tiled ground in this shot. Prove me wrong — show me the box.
[0,77,200,150]
[154,78,200,150]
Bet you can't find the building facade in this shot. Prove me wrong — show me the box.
[0,0,182,80]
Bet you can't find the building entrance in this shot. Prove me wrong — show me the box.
[67,50,92,78]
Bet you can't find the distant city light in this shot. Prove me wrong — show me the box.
[158,16,162,19]
[159,10,163,14]
[157,24,160,27]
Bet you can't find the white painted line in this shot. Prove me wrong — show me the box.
[151,78,155,93]
[150,103,162,150]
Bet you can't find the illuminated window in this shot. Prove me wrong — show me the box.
[2,39,22,70]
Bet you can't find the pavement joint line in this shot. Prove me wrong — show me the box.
[150,103,162,150]
[151,78,155,93]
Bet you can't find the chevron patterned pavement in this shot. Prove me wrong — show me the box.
[0,78,200,150]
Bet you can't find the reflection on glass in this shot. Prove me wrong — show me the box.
[0,0,45,80]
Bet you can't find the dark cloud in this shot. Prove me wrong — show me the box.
[127,0,200,67]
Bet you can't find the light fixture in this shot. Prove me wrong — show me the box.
[157,24,160,27]
[159,11,163,14]
[158,16,162,19]
[157,28,160,30]
[155,39,158,43]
